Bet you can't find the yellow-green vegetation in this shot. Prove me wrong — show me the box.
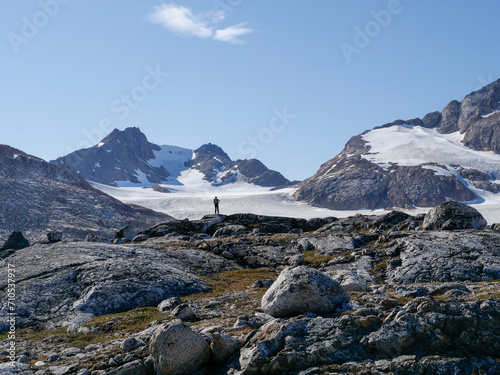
[303,250,337,266]
[470,284,500,301]
[158,241,199,249]
[270,233,300,242]
[397,296,413,306]
[185,268,276,300]
[372,256,390,274]
[8,307,166,350]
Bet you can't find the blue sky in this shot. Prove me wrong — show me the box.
[1,1,500,181]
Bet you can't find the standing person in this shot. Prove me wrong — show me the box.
[213,196,220,215]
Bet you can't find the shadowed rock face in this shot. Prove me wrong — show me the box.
[294,80,500,210]
[294,153,476,210]
[0,145,170,241]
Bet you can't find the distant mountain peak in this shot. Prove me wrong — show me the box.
[55,128,291,188]
[194,143,231,161]
[294,79,500,210]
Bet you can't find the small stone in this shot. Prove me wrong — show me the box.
[109,356,120,366]
[157,297,181,312]
[47,231,63,243]
[171,304,198,322]
[222,250,235,260]
[46,353,60,362]
[61,347,81,357]
[121,337,144,352]
[17,354,29,363]
[123,354,134,362]
[49,364,78,375]
[84,234,110,243]
[84,344,101,353]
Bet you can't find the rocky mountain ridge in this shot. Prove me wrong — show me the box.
[295,79,500,210]
[0,144,170,241]
[54,127,292,188]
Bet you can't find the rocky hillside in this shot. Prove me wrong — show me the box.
[294,79,500,210]
[55,127,292,188]
[0,145,170,241]
[1,201,499,374]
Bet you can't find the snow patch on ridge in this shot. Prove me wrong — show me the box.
[361,125,500,179]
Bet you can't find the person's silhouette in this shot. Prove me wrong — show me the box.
[213,196,220,215]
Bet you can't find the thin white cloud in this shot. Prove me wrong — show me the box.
[149,4,213,38]
[149,4,254,45]
[214,23,254,44]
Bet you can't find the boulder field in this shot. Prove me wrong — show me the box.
[0,202,499,374]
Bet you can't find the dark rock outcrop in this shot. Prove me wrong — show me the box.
[1,231,30,251]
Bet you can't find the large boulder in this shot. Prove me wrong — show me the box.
[149,321,211,375]
[1,231,30,251]
[422,200,487,230]
[261,266,348,318]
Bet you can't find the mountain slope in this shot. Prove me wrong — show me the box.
[0,145,170,241]
[294,79,500,210]
[55,128,291,188]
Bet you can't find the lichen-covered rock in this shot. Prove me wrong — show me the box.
[0,241,237,332]
[261,266,348,318]
[386,231,500,283]
[149,321,210,375]
[362,298,500,359]
[422,200,487,230]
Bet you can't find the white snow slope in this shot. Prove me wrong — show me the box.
[114,145,193,187]
[362,125,500,179]
[92,124,500,224]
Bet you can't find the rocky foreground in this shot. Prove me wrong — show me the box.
[0,201,499,374]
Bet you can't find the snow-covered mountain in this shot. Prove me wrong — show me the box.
[294,79,500,210]
[55,127,292,188]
